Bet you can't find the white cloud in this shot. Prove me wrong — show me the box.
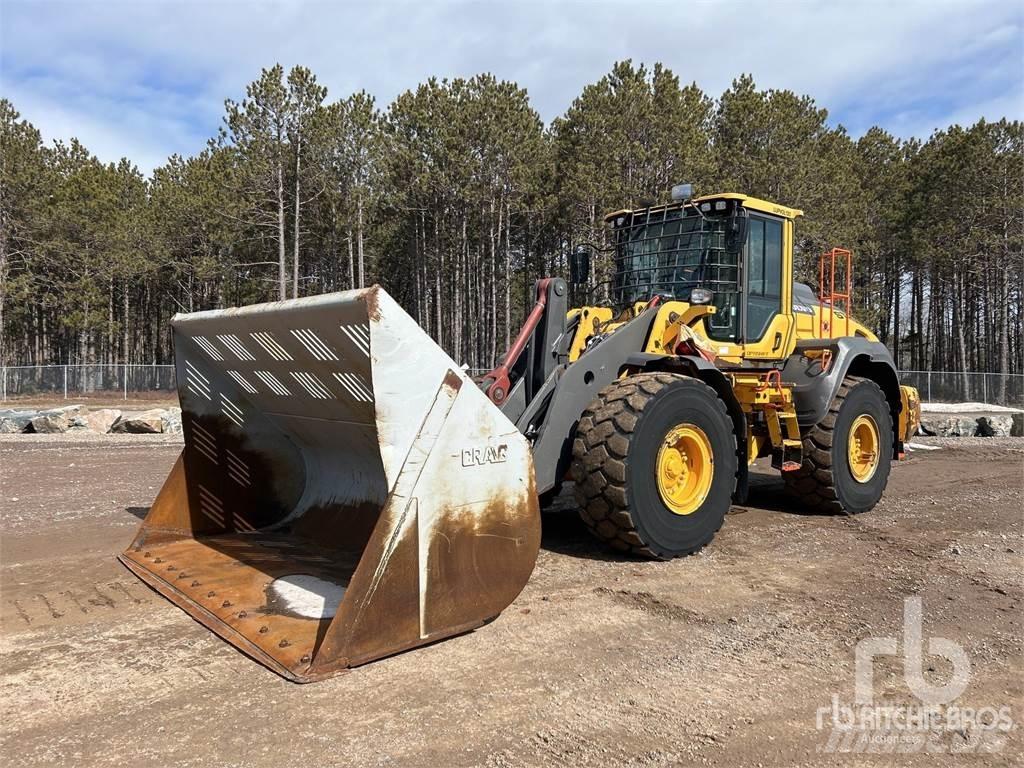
[884,90,1024,140]
[1,0,1021,173]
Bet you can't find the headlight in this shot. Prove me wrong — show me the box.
[690,287,713,305]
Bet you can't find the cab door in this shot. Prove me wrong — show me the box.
[740,214,795,362]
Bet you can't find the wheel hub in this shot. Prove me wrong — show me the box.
[848,414,880,483]
[656,424,713,515]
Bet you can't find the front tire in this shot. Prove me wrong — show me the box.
[571,373,737,559]
[784,375,893,514]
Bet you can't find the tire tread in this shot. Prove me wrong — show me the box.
[784,375,889,514]
[571,372,732,559]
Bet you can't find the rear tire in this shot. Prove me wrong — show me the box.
[784,375,892,514]
[571,373,737,559]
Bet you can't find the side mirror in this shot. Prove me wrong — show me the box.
[569,246,591,286]
[727,214,749,253]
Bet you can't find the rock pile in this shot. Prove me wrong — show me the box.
[0,405,182,435]
[2,402,1020,437]
[919,411,1023,438]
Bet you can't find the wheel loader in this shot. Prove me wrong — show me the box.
[121,189,921,681]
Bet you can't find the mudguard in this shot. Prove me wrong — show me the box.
[782,338,901,427]
[782,337,905,458]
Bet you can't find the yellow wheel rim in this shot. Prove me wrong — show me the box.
[848,414,880,483]
[656,424,714,515]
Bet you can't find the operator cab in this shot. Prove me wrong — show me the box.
[603,192,802,355]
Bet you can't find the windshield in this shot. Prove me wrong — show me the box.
[610,203,743,340]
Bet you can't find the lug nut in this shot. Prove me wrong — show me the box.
[207,591,216,598]
[278,639,290,648]
[259,626,269,634]
[221,600,232,608]
[238,610,247,618]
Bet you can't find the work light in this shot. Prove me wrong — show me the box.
[671,183,693,201]
[690,287,713,305]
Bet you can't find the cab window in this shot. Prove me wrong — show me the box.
[745,216,783,341]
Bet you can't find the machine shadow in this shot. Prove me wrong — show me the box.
[540,468,843,562]
[741,466,844,516]
[539,483,643,561]
[540,505,622,561]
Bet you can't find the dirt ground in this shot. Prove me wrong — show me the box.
[1,434,1021,766]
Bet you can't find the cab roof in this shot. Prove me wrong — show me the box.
[604,192,804,222]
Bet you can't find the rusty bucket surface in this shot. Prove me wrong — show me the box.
[120,286,540,682]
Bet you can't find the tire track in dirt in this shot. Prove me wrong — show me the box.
[2,578,157,630]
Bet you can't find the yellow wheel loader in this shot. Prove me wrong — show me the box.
[121,190,921,681]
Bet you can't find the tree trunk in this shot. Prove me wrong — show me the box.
[434,216,442,348]
[455,212,466,362]
[892,251,901,369]
[504,198,511,350]
[953,269,970,399]
[489,197,498,367]
[277,161,287,301]
[0,226,7,366]
[293,139,302,299]
[123,287,130,366]
[347,231,355,289]
[357,197,365,288]
[107,277,115,366]
[999,168,1010,401]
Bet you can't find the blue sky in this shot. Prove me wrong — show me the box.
[2,0,1022,174]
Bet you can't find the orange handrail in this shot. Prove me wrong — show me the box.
[818,247,852,339]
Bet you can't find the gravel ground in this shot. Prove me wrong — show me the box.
[1,434,1021,766]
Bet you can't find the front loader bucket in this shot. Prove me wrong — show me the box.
[120,286,540,682]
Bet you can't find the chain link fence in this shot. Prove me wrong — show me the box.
[898,371,1024,409]
[1,365,176,402]
[1,364,1022,408]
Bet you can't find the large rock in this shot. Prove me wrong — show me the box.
[81,408,122,434]
[0,409,38,433]
[114,408,166,433]
[976,415,1015,437]
[161,407,182,435]
[30,414,70,433]
[919,415,978,437]
[27,405,84,434]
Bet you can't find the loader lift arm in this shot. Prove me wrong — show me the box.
[480,278,571,424]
